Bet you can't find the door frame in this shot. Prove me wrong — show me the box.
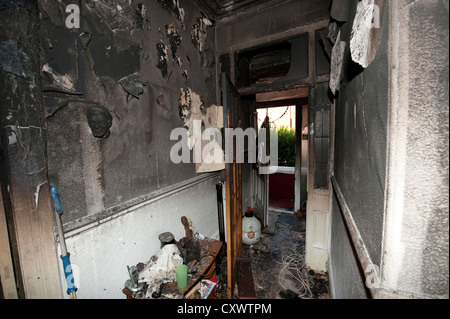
[222,73,243,299]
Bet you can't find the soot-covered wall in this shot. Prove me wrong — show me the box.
[40,0,216,229]
[329,0,389,298]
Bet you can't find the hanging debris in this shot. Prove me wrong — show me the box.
[178,87,192,123]
[350,0,385,68]
[136,3,151,30]
[118,73,146,99]
[0,39,33,79]
[166,23,183,68]
[79,32,92,50]
[42,63,78,94]
[191,17,213,53]
[88,0,135,32]
[329,31,347,95]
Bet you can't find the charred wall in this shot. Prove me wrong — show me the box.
[38,0,217,229]
[329,0,389,299]
[0,0,62,298]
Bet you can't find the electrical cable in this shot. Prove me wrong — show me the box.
[276,248,312,299]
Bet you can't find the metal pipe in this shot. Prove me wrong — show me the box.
[330,176,379,298]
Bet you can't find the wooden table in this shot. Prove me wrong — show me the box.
[123,238,223,299]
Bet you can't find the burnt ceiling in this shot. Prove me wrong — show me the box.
[193,0,290,20]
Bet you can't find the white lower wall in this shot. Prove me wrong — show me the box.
[57,174,222,299]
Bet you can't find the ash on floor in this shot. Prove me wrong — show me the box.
[241,211,330,299]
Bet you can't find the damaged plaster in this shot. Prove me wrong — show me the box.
[118,73,147,99]
[179,87,203,149]
[178,87,224,172]
[156,40,169,79]
[350,0,386,68]
[87,0,135,32]
[166,23,183,68]
[157,0,185,25]
[191,17,213,53]
[329,31,346,94]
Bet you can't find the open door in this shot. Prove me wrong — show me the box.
[221,73,242,298]
[252,114,269,227]
[305,81,333,271]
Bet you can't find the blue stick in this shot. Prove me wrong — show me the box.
[50,186,77,295]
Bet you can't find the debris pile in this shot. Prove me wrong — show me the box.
[124,216,224,299]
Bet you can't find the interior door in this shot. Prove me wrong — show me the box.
[221,73,242,298]
[253,114,269,227]
[305,81,333,271]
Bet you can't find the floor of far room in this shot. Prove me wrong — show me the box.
[218,210,330,299]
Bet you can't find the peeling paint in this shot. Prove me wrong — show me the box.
[179,87,200,149]
[33,181,48,212]
[327,22,339,44]
[116,0,132,14]
[350,0,385,68]
[136,3,151,30]
[156,40,169,79]
[89,0,135,32]
[179,87,192,123]
[191,17,213,53]
[166,23,182,68]
[329,31,346,95]
[157,0,185,24]
[182,69,188,81]
[8,132,17,145]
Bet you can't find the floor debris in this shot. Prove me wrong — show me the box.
[240,211,330,299]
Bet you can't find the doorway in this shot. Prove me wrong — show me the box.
[255,105,308,215]
[220,27,333,298]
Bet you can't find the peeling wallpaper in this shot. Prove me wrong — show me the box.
[37,0,217,227]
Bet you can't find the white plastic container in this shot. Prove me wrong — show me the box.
[242,207,262,245]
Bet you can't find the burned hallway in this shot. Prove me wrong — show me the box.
[0,0,448,302]
[240,211,329,299]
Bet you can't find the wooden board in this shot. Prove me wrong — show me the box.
[0,185,18,299]
[222,73,243,299]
